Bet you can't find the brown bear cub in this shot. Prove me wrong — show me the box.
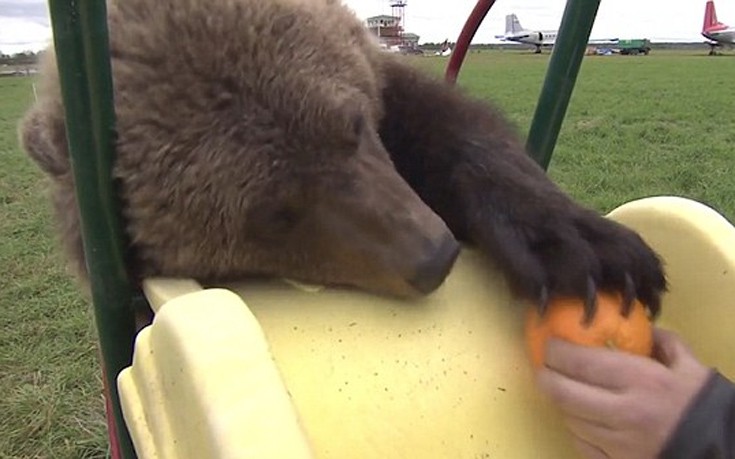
[20,0,666,317]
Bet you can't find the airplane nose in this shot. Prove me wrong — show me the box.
[407,234,461,295]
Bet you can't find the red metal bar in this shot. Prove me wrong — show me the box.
[104,368,123,459]
[445,0,498,84]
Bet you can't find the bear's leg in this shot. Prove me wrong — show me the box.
[377,57,665,317]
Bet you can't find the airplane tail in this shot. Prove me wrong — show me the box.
[505,14,524,34]
[703,0,725,32]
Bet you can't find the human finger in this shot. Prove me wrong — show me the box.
[652,328,695,368]
[544,338,660,389]
[572,436,609,459]
[564,414,645,459]
[537,367,619,423]
[652,328,712,401]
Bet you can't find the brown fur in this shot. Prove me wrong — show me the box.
[19,0,666,312]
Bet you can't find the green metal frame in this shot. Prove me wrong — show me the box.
[47,1,139,457]
[446,0,601,170]
[526,0,603,169]
[44,0,600,456]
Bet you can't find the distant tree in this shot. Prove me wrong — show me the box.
[11,51,39,65]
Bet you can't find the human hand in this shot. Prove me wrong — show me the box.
[536,328,712,459]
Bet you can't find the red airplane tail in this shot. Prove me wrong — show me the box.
[703,0,725,32]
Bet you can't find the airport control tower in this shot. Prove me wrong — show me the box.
[366,0,420,52]
[390,0,407,37]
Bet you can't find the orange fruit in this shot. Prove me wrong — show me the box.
[525,292,654,368]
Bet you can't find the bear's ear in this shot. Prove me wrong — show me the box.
[18,104,70,178]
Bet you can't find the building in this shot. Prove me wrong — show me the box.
[366,15,403,47]
[366,15,421,52]
[366,15,401,32]
[401,33,420,48]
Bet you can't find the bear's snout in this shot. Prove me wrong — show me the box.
[406,233,461,295]
[302,147,461,297]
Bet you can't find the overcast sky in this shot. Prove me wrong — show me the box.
[1,0,732,54]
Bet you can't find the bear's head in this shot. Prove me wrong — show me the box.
[19,0,460,298]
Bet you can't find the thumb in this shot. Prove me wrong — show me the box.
[652,328,690,368]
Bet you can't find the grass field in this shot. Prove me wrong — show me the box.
[0,78,109,458]
[1,49,734,458]
[412,50,735,215]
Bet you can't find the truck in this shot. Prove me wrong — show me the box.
[618,39,651,55]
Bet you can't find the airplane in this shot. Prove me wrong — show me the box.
[702,0,735,55]
[495,14,556,53]
[436,39,452,56]
[495,13,617,54]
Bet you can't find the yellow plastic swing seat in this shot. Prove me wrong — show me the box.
[118,196,735,459]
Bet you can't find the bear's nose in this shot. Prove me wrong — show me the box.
[407,234,461,295]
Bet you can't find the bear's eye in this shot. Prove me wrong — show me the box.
[245,203,305,243]
[351,112,366,138]
[268,206,304,235]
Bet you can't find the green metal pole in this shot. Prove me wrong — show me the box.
[47,1,138,457]
[526,0,602,170]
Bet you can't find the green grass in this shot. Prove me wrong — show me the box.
[1,49,734,458]
[412,50,735,218]
[0,78,109,458]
